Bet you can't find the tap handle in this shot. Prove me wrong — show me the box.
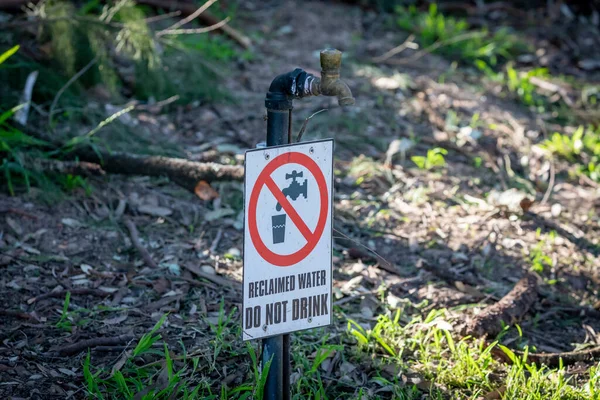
[320,49,342,74]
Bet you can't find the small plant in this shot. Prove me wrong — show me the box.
[396,4,524,65]
[528,229,555,273]
[411,147,448,170]
[541,125,600,182]
[55,291,72,331]
[476,61,553,110]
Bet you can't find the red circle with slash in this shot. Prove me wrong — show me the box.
[248,152,329,267]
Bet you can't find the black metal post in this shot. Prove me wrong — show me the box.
[260,50,353,399]
[263,91,292,400]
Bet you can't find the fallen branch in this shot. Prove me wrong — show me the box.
[28,288,110,304]
[71,148,244,192]
[124,219,159,269]
[25,157,106,177]
[466,274,538,338]
[52,334,135,357]
[137,0,252,48]
[17,122,244,193]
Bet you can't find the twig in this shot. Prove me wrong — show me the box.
[144,10,181,24]
[158,17,230,36]
[52,334,135,357]
[124,219,159,269]
[416,258,480,287]
[135,95,180,111]
[169,276,218,291]
[0,208,38,219]
[48,56,98,128]
[182,263,241,290]
[28,288,110,304]
[384,31,487,65]
[494,344,600,368]
[0,310,35,320]
[296,109,328,143]
[333,228,395,271]
[138,0,252,48]
[209,228,223,254]
[371,34,417,63]
[157,0,218,34]
[142,295,182,312]
[540,160,555,205]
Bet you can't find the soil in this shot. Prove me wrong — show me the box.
[1,1,600,398]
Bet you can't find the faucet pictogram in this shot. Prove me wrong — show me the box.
[275,170,308,212]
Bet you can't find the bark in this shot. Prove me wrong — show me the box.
[15,123,244,191]
[73,148,244,192]
[466,274,538,338]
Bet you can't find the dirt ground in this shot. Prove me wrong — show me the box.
[1,1,600,398]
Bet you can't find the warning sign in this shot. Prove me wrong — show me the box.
[242,139,333,340]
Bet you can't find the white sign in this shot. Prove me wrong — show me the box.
[242,139,333,341]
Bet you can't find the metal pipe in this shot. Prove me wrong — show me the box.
[263,105,290,400]
[261,48,353,400]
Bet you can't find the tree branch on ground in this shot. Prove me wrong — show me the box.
[466,274,538,338]
[17,123,244,192]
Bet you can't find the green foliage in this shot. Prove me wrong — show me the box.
[0,45,20,65]
[477,61,552,109]
[411,147,447,170]
[396,4,524,65]
[349,308,599,399]
[0,0,229,112]
[0,107,45,196]
[541,126,600,182]
[505,64,550,107]
[528,230,554,273]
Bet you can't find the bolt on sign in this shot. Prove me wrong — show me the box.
[242,139,333,341]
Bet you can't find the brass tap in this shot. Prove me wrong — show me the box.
[311,49,355,106]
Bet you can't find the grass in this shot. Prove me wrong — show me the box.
[83,307,264,399]
[21,286,600,399]
[541,125,600,182]
[348,308,600,399]
[396,4,525,66]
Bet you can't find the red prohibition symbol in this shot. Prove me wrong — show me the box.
[248,152,329,267]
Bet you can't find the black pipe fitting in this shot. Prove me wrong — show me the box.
[265,49,354,112]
